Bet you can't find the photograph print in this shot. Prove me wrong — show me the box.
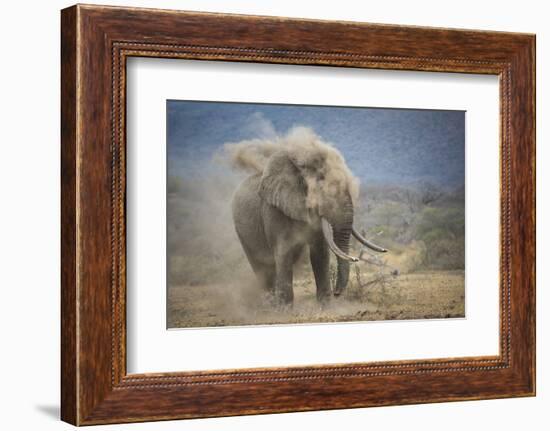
[167,101,465,328]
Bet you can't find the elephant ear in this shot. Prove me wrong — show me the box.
[259,151,309,222]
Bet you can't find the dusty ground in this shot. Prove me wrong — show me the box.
[167,269,465,328]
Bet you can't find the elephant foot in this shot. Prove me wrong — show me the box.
[316,289,332,306]
[260,290,276,305]
[273,293,294,311]
[275,302,293,313]
[273,284,294,310]
[263,290,293,311]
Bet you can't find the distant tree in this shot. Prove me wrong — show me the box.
[419,182,444,206]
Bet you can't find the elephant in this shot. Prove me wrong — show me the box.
[231,135,387,307]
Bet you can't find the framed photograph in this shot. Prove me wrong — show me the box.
[61,4,535,425]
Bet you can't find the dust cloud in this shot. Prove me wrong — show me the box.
[224,126,359,216]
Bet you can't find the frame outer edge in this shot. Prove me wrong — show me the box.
[61,5,79,426]
[509,35,536,395]
[531,34,536,396]
[524,34,536,395]
[526,35,536,396]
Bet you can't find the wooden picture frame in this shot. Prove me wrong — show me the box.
[61,4,535,425]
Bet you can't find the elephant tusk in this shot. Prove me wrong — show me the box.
[352,226,387,252]
[321,218,359,262]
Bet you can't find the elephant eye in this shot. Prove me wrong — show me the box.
[318,174,325,181]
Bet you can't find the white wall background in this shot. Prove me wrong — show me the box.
[0,0,546,429]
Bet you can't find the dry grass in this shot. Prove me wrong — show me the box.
[167,268,465,328]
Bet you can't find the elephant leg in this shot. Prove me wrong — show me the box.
[309,233,332,304]
[238,240,276,294]
[274,249,295,307]
[247,260,275,293]
[258,265,276,294]
[252,262,276,298]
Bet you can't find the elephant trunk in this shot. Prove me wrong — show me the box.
[332,196,354,296]
[320,193,387,296]
[333,230,352,296]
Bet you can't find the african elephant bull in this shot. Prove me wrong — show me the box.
[231,129,386,306]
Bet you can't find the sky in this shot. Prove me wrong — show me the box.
[167,100,465,188]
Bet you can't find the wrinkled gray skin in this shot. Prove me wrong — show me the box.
[232,150,370,307]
